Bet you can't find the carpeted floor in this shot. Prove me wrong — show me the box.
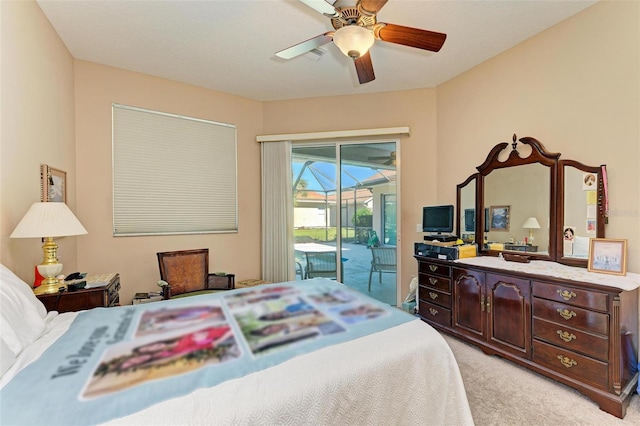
[443,334,640,425]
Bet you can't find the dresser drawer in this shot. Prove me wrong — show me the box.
[533,297,609,335]
[533,317,608,361]
[419,261,451,278]
[533,281,608,312]
[419,273,451,292]
[419,300,451,327]
[419,286,451,309]
[533,339,608,390]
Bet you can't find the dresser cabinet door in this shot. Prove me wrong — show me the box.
[453,267,485,339]
[486,273,531,357]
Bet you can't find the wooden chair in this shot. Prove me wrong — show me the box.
[368,246,396,291]
[157,248,221,299]
[304,252,337,280]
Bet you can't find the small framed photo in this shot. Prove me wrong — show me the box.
[588,238,627,276]
[582,172,597,190]
[40,164,66,203]
[563,226,576,241]
[489,205,510,232]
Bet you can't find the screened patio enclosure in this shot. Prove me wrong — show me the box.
[292,143,397,305]
[292,144,396,244]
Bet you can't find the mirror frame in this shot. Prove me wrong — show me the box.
[455,135,606,266]
[556,160,606,267]
[477,135,560,261]
[455,173,479,240]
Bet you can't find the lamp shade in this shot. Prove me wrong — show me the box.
[521,217,541,229]
[10,202,87,238]
[332,25,375,59]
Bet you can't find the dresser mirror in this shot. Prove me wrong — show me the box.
[478,137,559,260]
[557,160,605,267]
[483,162,551,256]
[456,174,478,243]
[456,135,606,265]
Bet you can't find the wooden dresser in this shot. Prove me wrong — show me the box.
[37,273,120,313]
[416,255,639,418]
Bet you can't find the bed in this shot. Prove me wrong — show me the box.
[0,263,473,425]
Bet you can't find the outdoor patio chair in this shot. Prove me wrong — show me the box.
[296,261,304,280]
[368,246,396,291]
[304,251,337,280]
[157,248,220,299]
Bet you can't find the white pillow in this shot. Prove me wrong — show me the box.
[0,264,47,356]
[0,337,17,377]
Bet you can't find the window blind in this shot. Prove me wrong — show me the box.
[112,104,237,236]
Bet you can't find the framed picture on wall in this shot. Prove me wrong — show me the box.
[489,205,510,232]
[588,238,627,276]
[40,164,66,203]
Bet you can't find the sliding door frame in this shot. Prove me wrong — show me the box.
[292,138,402,305]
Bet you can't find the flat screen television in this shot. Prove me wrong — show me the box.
[422,205,454,234]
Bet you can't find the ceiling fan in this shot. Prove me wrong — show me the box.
[368,150,396,166]
[275,0,447,84]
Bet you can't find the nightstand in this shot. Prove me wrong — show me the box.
[36,273,120,313]
[208,273,235,290]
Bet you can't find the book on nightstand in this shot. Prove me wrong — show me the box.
[132,292,163,305]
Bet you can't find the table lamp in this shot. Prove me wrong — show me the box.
[10,202,87,294]
[521,217,541,244]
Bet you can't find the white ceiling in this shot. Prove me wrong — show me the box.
[36,0,599,102]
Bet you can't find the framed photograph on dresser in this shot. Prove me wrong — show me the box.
[588,238,627,276]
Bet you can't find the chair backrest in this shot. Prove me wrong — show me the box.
[371,246,397,271]
[157,249,209,297]
[305,251,337,279]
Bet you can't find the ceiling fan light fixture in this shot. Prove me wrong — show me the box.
[333,25,375,59]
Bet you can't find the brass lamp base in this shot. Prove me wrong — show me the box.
[34,237,65,295]
[34,263,64,294]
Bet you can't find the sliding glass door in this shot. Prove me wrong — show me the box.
[292,142,397,305]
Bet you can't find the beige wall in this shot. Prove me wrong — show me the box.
[1,0,78,280]
[74,61,264,304]
[1,1,638,307]
[436,0,639,350]
[437,1,640,272]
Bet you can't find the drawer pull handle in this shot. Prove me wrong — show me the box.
[429,292,438,300]
[556,330,577,343]
[429,265,438,272]
[557,290,577,301]
[429,308,439,316]
[429,277,438,285]
[557,355,577,368]
[556,308,577,321]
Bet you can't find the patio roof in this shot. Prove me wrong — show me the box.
[293,160,396,195]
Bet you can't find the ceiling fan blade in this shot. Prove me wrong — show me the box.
[299,0,339,18]
[375,23,446,52]
[359,0,388,16]
[275,33,334,59]
[354,51,375,84]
